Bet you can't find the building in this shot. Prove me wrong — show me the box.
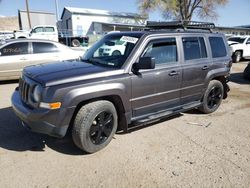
[18,10,56,30]
[215,26,250,36]
[59,7,147,37]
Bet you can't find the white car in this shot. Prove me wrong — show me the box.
[228,36,250,62]
[0,39,83,81]
[98,40,126,56]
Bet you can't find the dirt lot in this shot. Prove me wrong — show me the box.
[0,62,250,188]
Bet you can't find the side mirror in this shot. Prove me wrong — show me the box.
[133,57,155,71]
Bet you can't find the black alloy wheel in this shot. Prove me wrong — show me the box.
[207,86,223,110]
[89,111,114,145]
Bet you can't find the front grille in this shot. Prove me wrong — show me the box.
[19,78,31,104]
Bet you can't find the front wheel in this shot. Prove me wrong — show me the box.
[72,100,118,153]
[198,80,224,114]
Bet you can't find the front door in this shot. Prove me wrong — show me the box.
[131,37,182,118]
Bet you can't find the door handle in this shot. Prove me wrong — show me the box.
[168,71,179,76]
[202,65,209,70]
[20,57,27,60]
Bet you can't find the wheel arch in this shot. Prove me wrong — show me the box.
[211,76,229,99]
[68,95,128,135]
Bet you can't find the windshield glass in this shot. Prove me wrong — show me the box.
[82,33,143,68]
[228,37,246,43]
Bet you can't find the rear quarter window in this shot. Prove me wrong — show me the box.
[209,37,227,58]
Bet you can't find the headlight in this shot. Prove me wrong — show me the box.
[32,85,42,102]
[104,48,111,51]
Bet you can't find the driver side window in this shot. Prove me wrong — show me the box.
[142,38,178,65]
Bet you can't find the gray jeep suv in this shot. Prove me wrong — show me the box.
[12,21,231,153]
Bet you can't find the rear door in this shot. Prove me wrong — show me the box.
[131,37,182,117]
[0,42,29,80]
[180,36,210,104]
[29,42,60,66]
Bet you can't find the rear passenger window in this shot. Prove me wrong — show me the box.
[209,37,227,58]
[142,38,178,64]
[32,42,58,54]
[44,27,55,32]
[182,37,207,60]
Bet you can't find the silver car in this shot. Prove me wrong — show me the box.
[0,39,83,81]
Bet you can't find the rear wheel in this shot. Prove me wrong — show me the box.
[232,51,242,63]
[198,80,224,114]
[72,100,118,153]
[71,39,80,47]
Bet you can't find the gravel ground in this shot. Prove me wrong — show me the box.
[0,61,250,188]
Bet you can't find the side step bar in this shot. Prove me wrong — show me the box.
[131,101,202,125]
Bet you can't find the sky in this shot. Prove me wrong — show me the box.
[0,0,249,27]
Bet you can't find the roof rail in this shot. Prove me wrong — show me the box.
[145,20,215,32]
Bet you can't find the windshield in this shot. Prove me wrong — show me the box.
[82,33,143,68]
[228,37,246,44]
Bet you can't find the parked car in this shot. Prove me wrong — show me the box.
[12,21,231,153]
[243,62,250,80]
[0,39,83,81]
[227,36,250,63]
[0,31,14,41]
[98,40,126,56]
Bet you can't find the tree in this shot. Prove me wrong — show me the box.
[138,0,228,21]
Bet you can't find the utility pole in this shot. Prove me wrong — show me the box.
[26,0,31,29]
[55,0,59,21]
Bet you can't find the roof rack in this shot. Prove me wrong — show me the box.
[145,20,215,32]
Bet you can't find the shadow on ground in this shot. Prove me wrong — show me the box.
[0,107,85,155]
[230,72,250,85]
[0,80,19,85]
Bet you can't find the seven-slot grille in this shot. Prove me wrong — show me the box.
[19,78,31,104]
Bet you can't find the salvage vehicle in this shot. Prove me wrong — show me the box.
[228,36,250,63]
[12,21,232,153]
[0,39,83,81]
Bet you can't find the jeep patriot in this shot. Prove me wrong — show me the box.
[12,21,232,153]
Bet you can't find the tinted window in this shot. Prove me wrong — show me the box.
[209,37,227,58]
[44,27,55,32]
[0,42,29,56]
[32,42,58,54]
[183,37,207,60]
[228,37,246,44]
[142,38,178,64]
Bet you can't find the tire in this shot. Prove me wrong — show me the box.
[232,51,242,63]
[112,50,121,56]
[198,80,224,114]
[72,100,118,153]
[71,39,80,47]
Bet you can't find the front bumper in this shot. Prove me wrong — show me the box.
[11,90,69,138]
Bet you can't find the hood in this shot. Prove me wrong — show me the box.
[23,60,117,86]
